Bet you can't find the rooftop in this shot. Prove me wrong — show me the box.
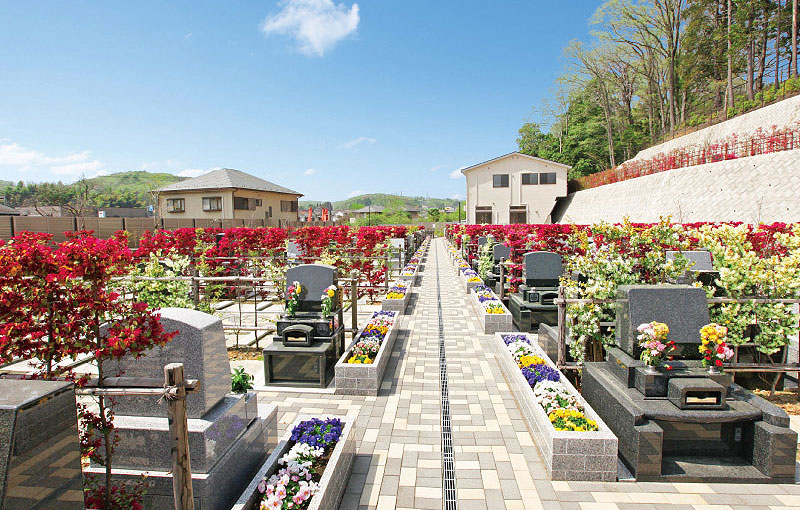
[157,168,302,196]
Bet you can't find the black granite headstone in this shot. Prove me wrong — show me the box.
[522,251,562,287]
[493,244,511,263]
[285,264,337,312]
[0,380,84,509]
[615,285,709,359]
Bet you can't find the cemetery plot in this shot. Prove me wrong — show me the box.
[334,311,400,396]
[494,332,618,481]
[468,284,512,334]
[232,416,355,510]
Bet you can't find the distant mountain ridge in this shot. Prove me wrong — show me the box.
[300,193,460,211]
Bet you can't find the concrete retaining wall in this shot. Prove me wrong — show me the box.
[557,149,800,224]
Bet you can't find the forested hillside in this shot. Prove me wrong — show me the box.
[519,0,800,179]
[2,171,183,212]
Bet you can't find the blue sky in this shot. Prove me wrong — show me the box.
[0,1,600,201]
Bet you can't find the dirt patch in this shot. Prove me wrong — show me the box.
[228,348,263,361]
[751,389,800,415]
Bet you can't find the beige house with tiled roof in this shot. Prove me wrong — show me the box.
[155,168,302,221]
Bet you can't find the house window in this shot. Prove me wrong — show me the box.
[493,174,509,188]
[510,206,527,224]
[202,197,222,211]
[540,172,557,184]
[255,199,263,207]
[521,173,538,185]
[475,206,492,224]
[268,206,273,218]
[281,200,298,212]
[166,198,185,213]
[234,197,250,210]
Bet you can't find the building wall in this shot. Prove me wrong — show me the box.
[556,149,800,224]
[464,154,568,224]
[159,189,299,221]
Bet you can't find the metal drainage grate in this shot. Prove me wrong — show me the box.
[435,242,458,510]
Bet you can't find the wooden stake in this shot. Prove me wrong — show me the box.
[165,363,194,510]
[557,286,567,369]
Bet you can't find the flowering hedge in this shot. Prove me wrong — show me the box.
[450,221,800,361]
[575,123,800,190]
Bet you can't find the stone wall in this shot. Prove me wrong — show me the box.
[633,95,800,162]
[556,149,800,224]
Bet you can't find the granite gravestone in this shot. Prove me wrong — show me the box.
[615,285,709,358]
[285,264,337,312]
[286,241,302,262]
[106,308,278,510]
[0,380,83,509]
[665,250,713,271]
[522,251,562,287]
[493,244,511,263]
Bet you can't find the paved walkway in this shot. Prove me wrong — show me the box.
[257,238,800,510]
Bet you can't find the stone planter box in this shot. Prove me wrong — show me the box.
[334,313,400,396]
[231,415,355,510]
[381,289,411,314]
[469,288,512,334]
[398,264,419,286]
[493,332,618,481]
[458,269,482,295]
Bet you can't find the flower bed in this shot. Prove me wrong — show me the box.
[458,264,483,294]
[493,332,618,480]
[469,285,512,334]
[334,311,399,395]
[398,241,428,285]
[232,416,354,510]
[381,280,411,314]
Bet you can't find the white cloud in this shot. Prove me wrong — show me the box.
[342,136,376,150]
[450,194,463,200]
[184,32,193,40]
[303,168,318,176]
[348,189,366,198]
[0,142,106,178]
[261,0,360,57]
[449,167,466,179]
[429,164,447,173]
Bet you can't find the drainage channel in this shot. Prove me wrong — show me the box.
[434,241,458,510]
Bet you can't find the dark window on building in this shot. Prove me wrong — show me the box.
[521,173,538,185]
[493,174,509,188]
[202,197,222,211]
[475,206,492,224]
[281,200,298,212]
[510,206,527,224]
[268,206,273,218]
[255,199,263,207]
[540,172,557,184]
[233,197,251,210]
[166,198,185,213]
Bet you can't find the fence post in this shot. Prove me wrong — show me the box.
[384,252,390,292]
[350,270,359,333]
[499,258,505,300]
[164,363,194,510]
[557,286,567,369]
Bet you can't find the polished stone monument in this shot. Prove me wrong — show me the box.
[582,285,797,482]
[508,251,562,331]
[103,307,278,510]
[666,250,719,287]
[0,379,84,509]
[263,264,344,387]
[485,243,511,291]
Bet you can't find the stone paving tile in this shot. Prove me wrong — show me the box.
[255,238,799,509]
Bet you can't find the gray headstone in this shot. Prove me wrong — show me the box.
[0,380,83,509]
[285,264,337,312]
[287,241,302,260]
[493,244,511,263]
[108,308,230,419]
[523,251,562,286]
[666,250,713,271]
[477,236,489,249]
[615,285,709,358]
